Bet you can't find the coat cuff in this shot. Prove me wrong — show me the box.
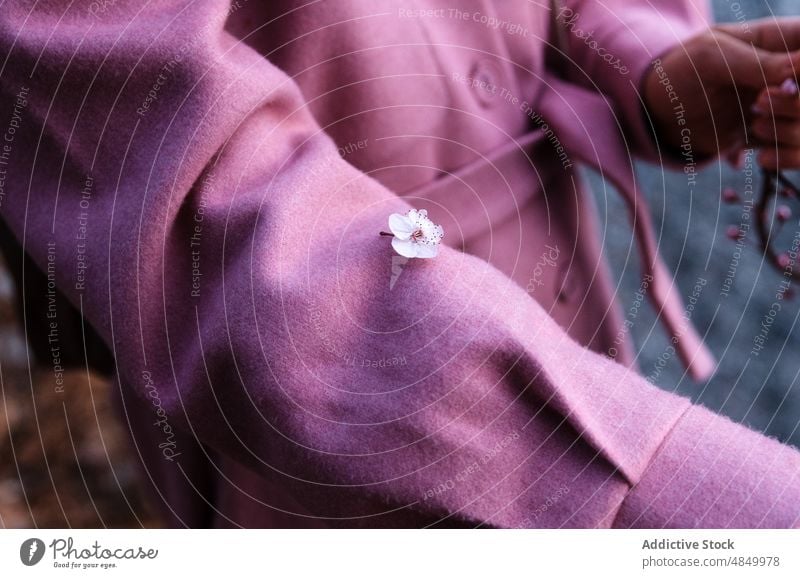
[608,15,703,163]
[613,404,800,528]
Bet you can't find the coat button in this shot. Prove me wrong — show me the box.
[468,59,502,107]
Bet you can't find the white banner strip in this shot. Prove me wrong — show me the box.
[1,529,797,577]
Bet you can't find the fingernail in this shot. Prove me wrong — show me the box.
[781,78,799,95]
[751,103,765,115]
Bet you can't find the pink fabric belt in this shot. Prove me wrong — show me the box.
[409,130,550,246]
[538,75,716,381]
[410,76,716,382]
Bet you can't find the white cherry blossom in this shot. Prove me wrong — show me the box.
[387,209,444,259]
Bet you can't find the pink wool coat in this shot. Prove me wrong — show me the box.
[0,0,798,528]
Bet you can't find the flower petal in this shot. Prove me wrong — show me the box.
[388,213,415,240]
[391,237,419,258]
[415,243,439,258]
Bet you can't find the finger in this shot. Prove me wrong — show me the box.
[753,87,800,120]
[758,146,800,170]
[751,116,800,147]
[711,30,796,89]
[718,17,800,53]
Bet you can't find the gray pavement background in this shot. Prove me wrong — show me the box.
[589,0,800,447]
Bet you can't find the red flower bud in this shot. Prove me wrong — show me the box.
[725,225,744,241]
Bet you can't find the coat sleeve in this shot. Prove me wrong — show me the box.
[561,0,711,160]
[0,0,797,527]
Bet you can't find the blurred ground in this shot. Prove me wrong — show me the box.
[0,261,160,528]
